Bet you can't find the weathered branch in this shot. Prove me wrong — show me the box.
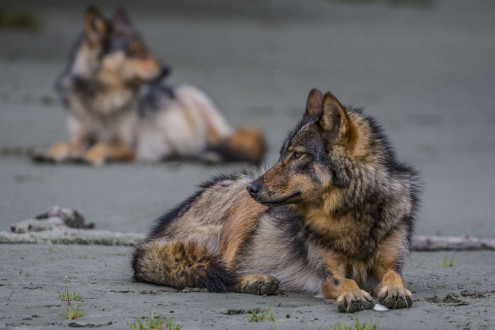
[0,227,145,246]
[411,235,495,251]
[1,230,495,251]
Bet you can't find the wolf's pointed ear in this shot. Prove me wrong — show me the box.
[84,6,109,43]
[304,88,324,117]
[112,8,132,26]
[319,92,352,141]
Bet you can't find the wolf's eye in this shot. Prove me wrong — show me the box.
[292,152,303,159]
[127,42,146,58]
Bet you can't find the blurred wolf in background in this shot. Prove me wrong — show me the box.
[132,89,419,313]
[34,7,265,165]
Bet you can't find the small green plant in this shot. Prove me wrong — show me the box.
[129,307,181,330]
[59,287,84,320]
[59,287,82,304]
[332,317,376,330]
[164,319,182,330]
[336,0,434,8]
[246,307,276,322]
[60,305,85,320]
[440,256,454,267]
[0,5,40,31]
[129,318,164,330]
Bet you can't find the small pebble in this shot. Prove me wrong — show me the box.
[373,303,389,311]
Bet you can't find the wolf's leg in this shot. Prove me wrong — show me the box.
[374,269,412,309]
[322,276,374,313]
[372,231,412,309]
[321,254,374,313]
[84,142,135,166]
[132,241,236,292]
[36,135,88,163]
[232,274,279,295]
[43,141,71,162]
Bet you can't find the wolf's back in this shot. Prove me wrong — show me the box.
[176,85,266,164]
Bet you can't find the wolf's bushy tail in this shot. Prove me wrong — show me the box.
[216,127,266,164]
[132,241,236,292]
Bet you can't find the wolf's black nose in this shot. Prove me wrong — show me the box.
[247,181,261,198]
[153,65,171,83]
[160,65,171,78]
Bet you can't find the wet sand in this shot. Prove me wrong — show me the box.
[1,245,494,329]
[0,0,494,328]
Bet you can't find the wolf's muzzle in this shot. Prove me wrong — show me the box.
[246,181,261,198]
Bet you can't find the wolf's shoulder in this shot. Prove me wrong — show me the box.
[139,83,176,117]
[148,171,255,239]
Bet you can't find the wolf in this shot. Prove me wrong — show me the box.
[132,89,420,313]
[34,7,265,165]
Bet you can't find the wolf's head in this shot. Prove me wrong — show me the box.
[247,88,393,212]
[65,7,169,87]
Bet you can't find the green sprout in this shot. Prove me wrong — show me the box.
[0,5,40,31]
[440,256,454,268]
[128,307,181,330]
[246,307,276,322]
[332,317,377,330]
[60,305,85,320]
[59,287,82,304]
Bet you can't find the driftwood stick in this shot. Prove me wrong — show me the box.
[411,235,495,251]
[0,227,145,246]
[0,229,494,251]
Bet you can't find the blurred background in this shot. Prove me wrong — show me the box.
[0,0,494,238]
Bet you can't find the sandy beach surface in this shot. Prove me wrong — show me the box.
[1,0,494,328]
[1,245,494,329]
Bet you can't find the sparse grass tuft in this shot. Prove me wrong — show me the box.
[128,318,164,330]
[0,5,40,31]
[332,317,376,330]
[246,307,276,322]
[59,287,82,304]
[59,287,84,320]
[440,256,454,268]
[60,305,85,320]
[129,307,181,330]
[335,0,434,8]
[164,319,182,330]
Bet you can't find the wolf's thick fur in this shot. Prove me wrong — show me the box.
[36,7,265,165]
[133,89,420,312]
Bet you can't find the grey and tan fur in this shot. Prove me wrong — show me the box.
[132,88,420,313]
[35,7,265,166]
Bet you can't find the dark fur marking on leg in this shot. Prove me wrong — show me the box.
[132,242,237,292]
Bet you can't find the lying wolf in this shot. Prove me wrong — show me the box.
[132,89,419,312]
[35,7,265,165]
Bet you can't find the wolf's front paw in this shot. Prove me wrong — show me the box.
[84,146,106,166]
[377,286,412,309]
[337,289,374,313]
[234,274,279,295]
[33,142,71,163]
